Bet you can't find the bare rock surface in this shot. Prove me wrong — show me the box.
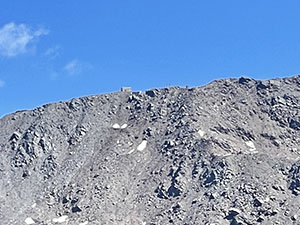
[0,76,300,225]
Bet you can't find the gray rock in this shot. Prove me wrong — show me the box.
[0,75,300,224]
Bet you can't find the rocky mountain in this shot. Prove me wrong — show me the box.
[0,76,300,225]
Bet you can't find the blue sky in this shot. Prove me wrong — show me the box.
[0,1,300,117]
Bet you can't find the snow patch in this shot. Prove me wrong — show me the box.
[52,215,68,223]
[112,123,121,129]
[25,217,35,225]
[31,203,37,208]
[120,123,128,129]
[198,130,206,137]
[245,141,256,151]
[113,123,128,129]
[137,140,147,151]
[79,221,88,225]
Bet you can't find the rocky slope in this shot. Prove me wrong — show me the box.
[0,76,300,225]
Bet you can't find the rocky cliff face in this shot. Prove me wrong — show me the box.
[0,76,300,225]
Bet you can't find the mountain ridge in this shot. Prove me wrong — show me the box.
[0,75,300,225]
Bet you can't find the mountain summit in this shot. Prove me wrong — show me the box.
[1,76,300,225]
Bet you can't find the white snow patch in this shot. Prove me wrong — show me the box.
[198,130,206,137]
[31,203,37,208]
[25,217,35,225]
[79,221,88,225]
[112,123,121,129]
[120,123,128,129]
[245,141,256,151]
[52,215,68,223]
[137,140,147,151]
[128,149,135,154]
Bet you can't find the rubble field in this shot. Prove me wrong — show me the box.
[0,76,300,225]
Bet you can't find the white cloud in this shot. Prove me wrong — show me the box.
[64,59,81,75]
[63,59,92,75]
[0,80,5,87]
[44,45,61,59]
[0,22,49,57]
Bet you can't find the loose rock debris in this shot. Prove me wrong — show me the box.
[1,76,300,224]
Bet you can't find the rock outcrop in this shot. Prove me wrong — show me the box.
[0,76,300,225]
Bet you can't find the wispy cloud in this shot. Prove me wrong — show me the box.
[44,45,61,60]
[63,59,92,76]
[0,22,49,57]
[50,72,59,80]
[0,80,5,88]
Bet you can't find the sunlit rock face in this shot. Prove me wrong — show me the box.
[0,76,300,225]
